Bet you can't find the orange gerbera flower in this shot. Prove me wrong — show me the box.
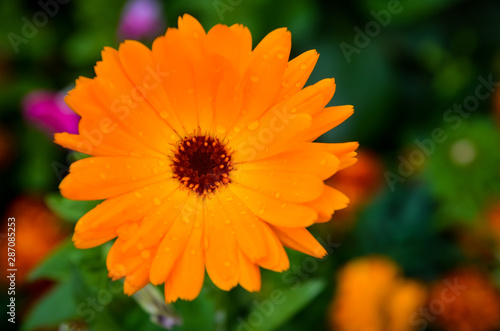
[55,14,357,302]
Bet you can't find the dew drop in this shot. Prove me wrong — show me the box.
[233,126,241,133]
[158,160,165,166]
[153,197,161,206]
[135,192,142,198]
[277,52,285,59]
[320,160,326,165]
[138,131,144,136]
[152,168,159,175]
[216,125,226,134]
[300,64,307,69]
[105,164,111,169]
[99,173,106,179]
[250,75,259,82]
[247,120,260,131]
[225,219,231,225]
[259,209,265,215]
[274,192,281,198]
[126,164,132,169]
[224,261,231,267]
[164,247,171,253]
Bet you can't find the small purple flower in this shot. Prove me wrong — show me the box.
[118,0,166,41]
[22,90,80,135]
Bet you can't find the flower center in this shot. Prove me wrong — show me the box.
[171,135,232,196]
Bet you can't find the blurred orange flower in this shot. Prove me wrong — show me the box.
[430,269,500,331]
[326,150,383,221]
[487,202,500,244]
[1,196,66,283]
[329,256,427,331]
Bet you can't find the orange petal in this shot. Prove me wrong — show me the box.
[237,250,261,292]
[205,198,239,290]
[302,105,354,141]
[163,207,205,302]
[60,156,172,200]
[304,186,350,223]
[255,222,289,272]
[149,196,203,285]
[229,183,317,227]
[233,169,324,203]
[275,50,319,102]
[215,190,268,263]
[271,226,327,258]
[238,149,339,180]
[72,180,178,248]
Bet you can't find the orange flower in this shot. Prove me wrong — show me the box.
[430,269,500,331]
[0,196,65,283]
[330,257,427,331]
[55,14,357,302]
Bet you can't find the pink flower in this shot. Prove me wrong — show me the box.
[22,90,80,135]
[118,0,166,41]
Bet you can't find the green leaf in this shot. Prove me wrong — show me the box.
[173,288,216,331]
[22,282,79,331]
[45,192,100,223]
[27,239,74,282]
[243,279,326,331]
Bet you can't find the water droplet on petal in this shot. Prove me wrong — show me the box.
[126,164,132,169]
[233,126,241,133]
[224,261,231,267]
[152,168,159,174]
[99,173,106,179]
[153,197,161,206]
[274,192,281,198]
[216,125,226,134]
[135,192,142,198]
[300,64,307,69]
[277,52,285,59]
[247,120,260,131]
[250,75,259,82]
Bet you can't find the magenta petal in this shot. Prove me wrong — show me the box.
[22,90,80,135]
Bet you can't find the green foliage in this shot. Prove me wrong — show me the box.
[45,192,100,223]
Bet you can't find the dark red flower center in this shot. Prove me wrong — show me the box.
[171,135,232,196]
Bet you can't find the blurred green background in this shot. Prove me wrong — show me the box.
[1,0,500,330]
